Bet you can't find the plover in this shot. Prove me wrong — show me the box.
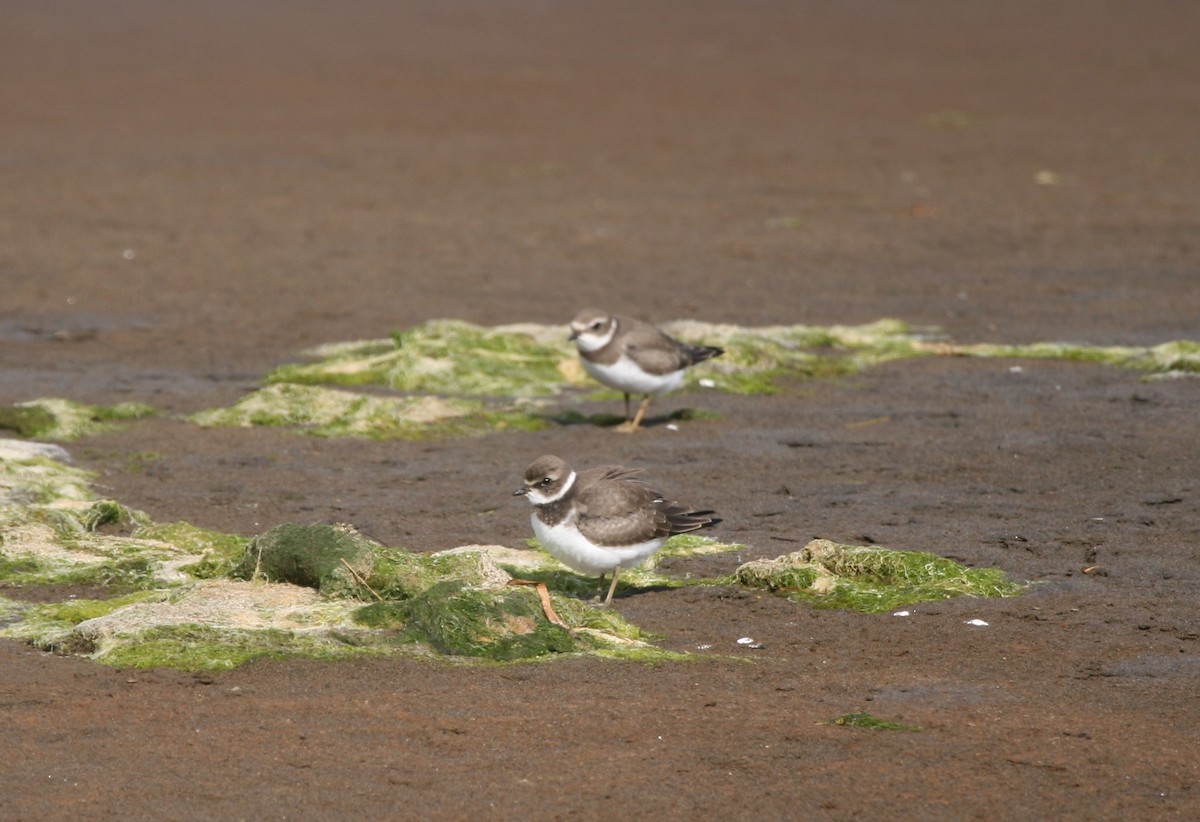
[569,308,724,431]
[514,454,720,607]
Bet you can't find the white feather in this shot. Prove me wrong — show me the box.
[581,355,685,396]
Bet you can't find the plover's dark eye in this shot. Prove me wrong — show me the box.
[590,321,602,330]
[541,477,553,485]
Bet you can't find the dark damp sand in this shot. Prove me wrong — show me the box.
[2,2,1199,818]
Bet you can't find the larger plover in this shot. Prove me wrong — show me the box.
[514,454,720,606]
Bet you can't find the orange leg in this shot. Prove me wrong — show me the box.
[628,395,652,430]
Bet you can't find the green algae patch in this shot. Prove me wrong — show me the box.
[137,521,249,579]
[1,447,96,508]
[14,577,370,667]
[0,399,154,441]
[0,405,58,439]
[94,624,378,671]
[190,383,547,439]
[195,319,1199,442]
[668,318,928,395]
[0,449,196,593]
[932,339,1200,377]
[735,539,1022,613]
[37,591,165,626]
[368,580,575,660]
[830,712,921,732]
[267,320,582,398]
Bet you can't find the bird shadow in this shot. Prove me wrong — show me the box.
[541,407,716,429]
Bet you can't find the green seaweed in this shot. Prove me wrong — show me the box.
[137,521,249,579]
[267,320,578,398]
[365,549,507,601]
[92,624,377,671]
[0,405,58,438]
[0,552,161,592]
[190,383,548,439]
[36,557,162,592]
[735,539,1022,613]
[191,318,1199,443]
[27,590,169,629]
[831,712,921,731]
[230,522,380,596]
[941,339,1200,376]
[0,454,97,507]
[365,580,576,660]
[0,399,154,441]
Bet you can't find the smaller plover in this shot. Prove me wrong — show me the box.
[569,309,724,431]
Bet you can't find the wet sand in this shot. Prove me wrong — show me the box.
[2,2,1199,818]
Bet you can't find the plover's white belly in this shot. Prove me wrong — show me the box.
[531,514,664,576]
[582,356,685,396]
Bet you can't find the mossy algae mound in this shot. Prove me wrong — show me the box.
[9,580,367,669]
[0,445,661,667]
[0,398,154,441]
[355,581,577,660]
[0,445,668,669]
[231,523,381,596]
[735,539,1022,613]
[667,318,927,393]
[267,320,581,398]
[189,383,546,439]
[1,442,246,592]
[191,319,1199,440]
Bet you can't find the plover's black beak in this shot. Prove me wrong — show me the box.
[568,327,580,341]
[513,486,529,496]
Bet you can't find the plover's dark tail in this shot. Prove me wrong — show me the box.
[684,343,724,365]
[663,505,721,535]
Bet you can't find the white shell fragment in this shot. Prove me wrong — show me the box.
[964,619,989,627]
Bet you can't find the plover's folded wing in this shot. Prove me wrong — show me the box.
[620,327,694,375]
[574,479,671,544]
